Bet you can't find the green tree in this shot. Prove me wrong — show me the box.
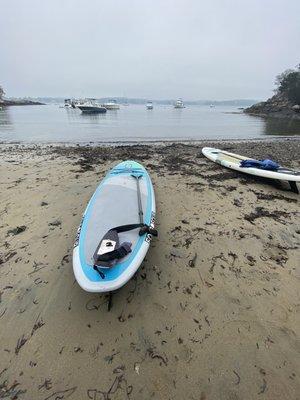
[275,64,300,104]
[0,85,5,100]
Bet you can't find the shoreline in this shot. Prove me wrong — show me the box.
[1,139,300,170]
[0,138,299,399]
[244,94,300,121]
[245,111,300,120]
[0,135,299,147]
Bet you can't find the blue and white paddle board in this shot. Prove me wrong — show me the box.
[73,160,156,292]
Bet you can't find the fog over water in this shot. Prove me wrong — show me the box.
[0,0,300,100]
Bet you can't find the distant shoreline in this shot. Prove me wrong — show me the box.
[8,97,257,107]
[0,99,45,106]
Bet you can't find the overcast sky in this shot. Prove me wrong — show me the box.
[0,0,299,100]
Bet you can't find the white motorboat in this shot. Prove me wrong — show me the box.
[64,99,72,108]
[102,99,120,110]
[174,98,185,108]
[77,99,107,114]
[72,99,85,108]
[146,101,153,110]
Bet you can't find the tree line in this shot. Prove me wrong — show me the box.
[0,85,5,100]
[275,64,300,104]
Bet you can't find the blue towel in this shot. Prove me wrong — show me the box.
[240,159,280,171]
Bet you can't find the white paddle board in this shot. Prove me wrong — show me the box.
[202,147,300,192]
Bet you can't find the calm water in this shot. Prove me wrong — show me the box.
[0,104,299,143]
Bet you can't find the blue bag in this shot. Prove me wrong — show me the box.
[240,159,280,171]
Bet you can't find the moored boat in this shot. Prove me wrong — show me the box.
[174,98,185,108]
[102,100,120,110]
[146,101,153,110]
[77,99,107,114]
[64,99,72,108]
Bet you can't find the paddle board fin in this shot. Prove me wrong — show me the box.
[139,225,158,236]
[289,181,299,194]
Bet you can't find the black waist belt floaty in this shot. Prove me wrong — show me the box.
[93,223,158,274]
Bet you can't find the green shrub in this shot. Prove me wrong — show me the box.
[275,64,300,104]
[0,85,5,100]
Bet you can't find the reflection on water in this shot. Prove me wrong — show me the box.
[0,107,12,128]
[66,108,108,123]
[262,117,300,136]
[0,104,299,142]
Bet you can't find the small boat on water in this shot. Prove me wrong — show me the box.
[174,98,185,108]
[64,99,72,108]
[146,101,153,110]
[77,99,107,114]
[102,100,120,110]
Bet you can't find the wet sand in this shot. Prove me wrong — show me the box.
[0,139,299,400]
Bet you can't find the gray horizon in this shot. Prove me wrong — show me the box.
[1,0,299,101]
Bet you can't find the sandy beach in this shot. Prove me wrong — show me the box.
[0,138,299,400]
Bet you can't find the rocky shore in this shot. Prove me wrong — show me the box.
[244,93,300,120]
[0,139,299,399]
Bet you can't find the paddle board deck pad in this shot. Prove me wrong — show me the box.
[73,161,156,292]
[202,147,300,191]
